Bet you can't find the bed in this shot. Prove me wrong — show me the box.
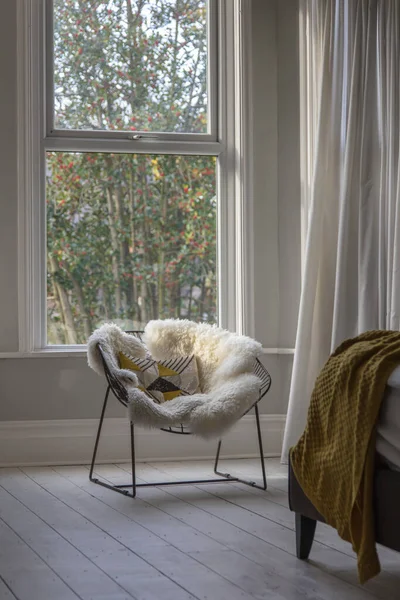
[289,365,400,560]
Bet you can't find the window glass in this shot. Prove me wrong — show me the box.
[46,151,217,344]
[53,0,209,133]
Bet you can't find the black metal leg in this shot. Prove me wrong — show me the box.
[214,440,222,473]
[89,385,110,482]
[89,385,137,497]
[214,403,267,490]
[254,403,267,489]
[130,421,136,498]
[295,513,317,559]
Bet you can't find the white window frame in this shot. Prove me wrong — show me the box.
[15,0,255,357]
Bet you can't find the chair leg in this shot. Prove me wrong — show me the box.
[90,402,241,495]
[295,513,317,559]
[89,385,136,497]
[89,385,110,482]
[214,403,267,490]
[130,421,137,498]
[89,394,267,497]
[254,403,267,490]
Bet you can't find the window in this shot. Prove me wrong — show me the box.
[18,0,253,352]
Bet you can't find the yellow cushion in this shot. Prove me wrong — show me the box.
[118,353,200,403]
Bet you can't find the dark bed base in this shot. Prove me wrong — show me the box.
[289,458,400,559]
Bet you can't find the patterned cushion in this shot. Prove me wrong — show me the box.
[118,352,201,403]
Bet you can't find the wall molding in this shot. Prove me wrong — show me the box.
[0,348,295,359]
[0,414,285,467]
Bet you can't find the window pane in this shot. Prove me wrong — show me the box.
[53,1,209,133]
[46,152,217,344]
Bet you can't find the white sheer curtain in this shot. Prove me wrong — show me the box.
[282,0,400,462]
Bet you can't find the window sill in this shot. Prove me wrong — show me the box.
[0,348,87,359]
[0,347,295,359]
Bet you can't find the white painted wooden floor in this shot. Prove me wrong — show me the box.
[0,459,400,600]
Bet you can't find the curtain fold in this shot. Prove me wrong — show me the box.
[282,0,400,462]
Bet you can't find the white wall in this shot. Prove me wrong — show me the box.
[0,0,301,422]
[0,1,19,354]
[277,0,301,413]
[252,0,300,415]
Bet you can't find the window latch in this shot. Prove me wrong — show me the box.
[128,134,163,141]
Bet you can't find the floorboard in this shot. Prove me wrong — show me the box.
[0,468,193,600]
[0,485,135,600]
[19,467,256,600]
[0,459,399,600]
[0,516,80,600]
[0,576,17,600]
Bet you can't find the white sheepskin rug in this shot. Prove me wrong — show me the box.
[87,319,262,438]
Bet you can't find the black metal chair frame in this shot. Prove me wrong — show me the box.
[89,331,272,497]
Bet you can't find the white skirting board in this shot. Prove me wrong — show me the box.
[0,414,286,467]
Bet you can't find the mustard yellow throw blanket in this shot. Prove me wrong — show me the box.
[290,330,400,583]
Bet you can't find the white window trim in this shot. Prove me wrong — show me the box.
[12,0,255,358]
